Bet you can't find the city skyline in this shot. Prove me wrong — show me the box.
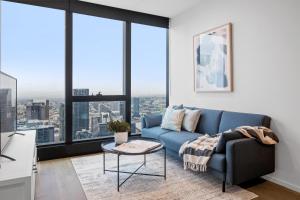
[14,94,166,144]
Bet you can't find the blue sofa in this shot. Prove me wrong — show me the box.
[141,108,275,192]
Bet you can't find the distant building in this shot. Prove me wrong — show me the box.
[36,126,55,144]
[26,100,49,120]
[73,89,89,96]
[132,97,140,117]
[91,116,100,133]
[131,122,136,134]
[99,104,110,113]
[74,130,92,140]
[59,104,65,141]
[119,101,125,119]
[100,112,110,123]
[0,88,15,132]
[99,123,111,137]
[72,89,89,137]
[110,101,119,112]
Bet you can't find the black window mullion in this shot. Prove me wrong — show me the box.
[65,0,73,145]
[72,95,127,102]
[166,29,170,107]
[125,21,131,129]
[70,0,168,28]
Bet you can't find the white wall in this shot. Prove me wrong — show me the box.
[169,0,300,192]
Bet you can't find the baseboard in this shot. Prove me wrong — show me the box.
[263,175,300,193]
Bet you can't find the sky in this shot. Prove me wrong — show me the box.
[0,1,167,99]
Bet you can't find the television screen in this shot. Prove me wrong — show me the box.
[0,71,17,152]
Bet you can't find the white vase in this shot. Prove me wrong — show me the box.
[114,132,128,144]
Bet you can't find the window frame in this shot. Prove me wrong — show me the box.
[2,0,169,160]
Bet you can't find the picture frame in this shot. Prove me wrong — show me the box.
[193,23,233,92]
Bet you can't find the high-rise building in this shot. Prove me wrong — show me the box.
[119,101,125,119]
[59,103,65,141]
[36,126,54,144]
[132,97,140,117]
[26,100,49,120]
[100,112,110,123]
[91,116,100,133]
[0,88,14,132]
[72,89,89,137]
[73,130,92,140]
[99,103,110,113]
[73,89,89,96]
[131,122,136,134]
[99,123,111,137]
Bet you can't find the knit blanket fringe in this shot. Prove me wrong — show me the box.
[179,134,220,172]
[184,161,207,172]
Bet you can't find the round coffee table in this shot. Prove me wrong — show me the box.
[101,137,166,191]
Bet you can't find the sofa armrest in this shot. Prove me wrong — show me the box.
[141,114,163,129]
[226,138,275,184]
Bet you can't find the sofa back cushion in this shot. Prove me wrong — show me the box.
[218,111,271,133]
[182,109,201,132]
[144,114,163,128]
[161,107,185,132]
[196,109,223,135]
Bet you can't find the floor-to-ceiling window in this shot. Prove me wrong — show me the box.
[1,1,65,145]
[72,13,126,141]
[1,0,168,158]
[131,23,167,134]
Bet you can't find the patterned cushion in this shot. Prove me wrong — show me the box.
[161,107,185,132]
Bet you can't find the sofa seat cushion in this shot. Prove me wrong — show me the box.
[159,131,201,152]
[208,153,226,172]
[142,127,170,139]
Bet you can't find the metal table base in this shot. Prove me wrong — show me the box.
[103,147,166,191]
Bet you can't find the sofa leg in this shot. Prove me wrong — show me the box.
[222,181,225,192]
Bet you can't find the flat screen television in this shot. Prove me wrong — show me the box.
[0,71,17,161]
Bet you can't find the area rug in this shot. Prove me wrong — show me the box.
[71,152,257,200]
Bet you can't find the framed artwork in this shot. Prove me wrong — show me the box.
[194,23,233,92]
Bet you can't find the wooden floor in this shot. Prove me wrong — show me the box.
[36,156,300,200]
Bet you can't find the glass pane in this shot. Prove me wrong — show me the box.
[72,99,125,141]
[131,23,167,134]
[1,2,65,145]
[73,13,124,96]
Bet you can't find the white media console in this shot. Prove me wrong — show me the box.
[0,130,37,200]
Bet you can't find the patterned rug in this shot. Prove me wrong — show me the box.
[71,152,257,200]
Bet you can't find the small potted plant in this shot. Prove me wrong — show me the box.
[107,120,130,144]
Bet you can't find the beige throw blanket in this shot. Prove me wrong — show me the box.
[179,134,220,172]
[235,126,279,145]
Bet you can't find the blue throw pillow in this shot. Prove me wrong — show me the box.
[144,114,163,128]
[173,104,184,109]
[215,131,245,153]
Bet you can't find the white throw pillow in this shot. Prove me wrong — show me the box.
[182,109,201,132]
[161,107,185,132]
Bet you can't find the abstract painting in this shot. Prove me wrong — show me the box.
[194,23,233,92]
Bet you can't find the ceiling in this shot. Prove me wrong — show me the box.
[80,0,202,18]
